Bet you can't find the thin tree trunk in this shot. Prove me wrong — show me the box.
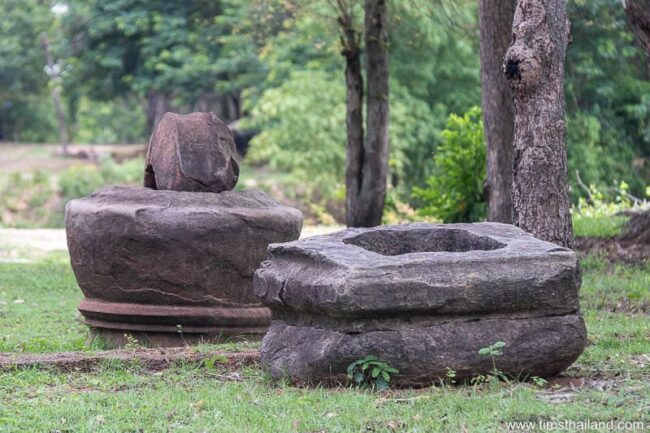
[353,0,389,227]
[40,33,69,153]
[336,0,389,227]
[479,0,516,223]
[146,91,171,134]
[504,0,573,248]
[339,4,365,227]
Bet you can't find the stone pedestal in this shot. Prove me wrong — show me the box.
[255,223,587,385]
[66,186,302,346]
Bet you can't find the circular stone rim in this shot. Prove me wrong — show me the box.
[79,298,271,334]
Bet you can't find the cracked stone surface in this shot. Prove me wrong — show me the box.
[144,112,239,193]
[66,185,303,341]
[255,222,588,384]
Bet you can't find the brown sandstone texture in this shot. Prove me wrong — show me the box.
[66,186,302,345]
[144,112,239,193]
[255,222,587,385]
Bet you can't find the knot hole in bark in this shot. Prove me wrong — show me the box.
[505,59,521,81]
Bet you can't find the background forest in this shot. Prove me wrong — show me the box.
[1,0,648,226]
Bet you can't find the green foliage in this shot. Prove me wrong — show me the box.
[1,0,648,218]
[478,341,506,357]
[572,181,647,238]
[573,215,630,239]
[243,0,476,210]
[0,156,143,228]
[478,341,507,382]
[346,355,398,391]
[390,0,480,115]
[413,107,486,223]
[58,157,143,205]
[73,97,147,144]
[0,0,58,142]
[245,70,346,199]
[58,165,105,204]
[0,171,57,228]
[566,0,650,201]
[202,355,229,371]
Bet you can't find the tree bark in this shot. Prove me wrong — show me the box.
[353,0,389,227]
[339,6,366,227]
[624,0,650,60]
[146,91,171,134]
[337,0,389,227]
[622,1,650,244]
[479,0,516,223]
[504,0,574,248]
[40,33,69,153]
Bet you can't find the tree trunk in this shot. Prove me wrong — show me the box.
[479,0,516,223]
[340,10,365,227]
[146,91,171,134]
[40,33,69,153]
[353,0,389,227]
[337,0,389,227]
[504,0,573,248]
[624,0,650,60]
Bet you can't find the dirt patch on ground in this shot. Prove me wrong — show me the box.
[574,236,649,264]
[0,347,259,372]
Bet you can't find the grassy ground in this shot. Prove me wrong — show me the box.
[0,246,648,431]
[572,214,630,239]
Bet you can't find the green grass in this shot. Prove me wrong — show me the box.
[0,252,103,353]
[580,255,650,313]
[573,214,629,239]
[1,359,648,432]
[0,251,648,431]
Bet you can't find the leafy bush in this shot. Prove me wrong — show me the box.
[565,0,650,202]
[58,157,144,204]
[0,156,144,228]
[0,171,57,228]
[413,107,486,223]
[245,70,346,200]
[347,355,398,391]
[58,165,105,205]
[245,68,442,219]
[572,181,648,238]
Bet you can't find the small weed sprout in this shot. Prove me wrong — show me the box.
[470,374,488,386]
[444,367,457,385]
[123,333,139,350]
[203,355,228,371]
[530,376,547,388]
[478,341,507,381]
[347,356,398,391]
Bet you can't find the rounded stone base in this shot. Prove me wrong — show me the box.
[261,314,588,386]
[80,298,269,348]
[65,186,303,348]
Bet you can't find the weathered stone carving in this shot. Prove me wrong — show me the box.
[66,112,303,346]
[255,223,587,385]
[144,112,239,193]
